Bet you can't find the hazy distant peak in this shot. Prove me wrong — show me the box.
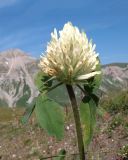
[0,49,31,58]
[0,49,39,107]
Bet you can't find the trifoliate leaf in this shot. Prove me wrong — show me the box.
[35,95,64,140]
[80,96,96,148]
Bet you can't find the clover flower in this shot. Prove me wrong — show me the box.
[39,22,101,84]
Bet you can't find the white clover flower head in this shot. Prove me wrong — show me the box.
[39,22,101,84]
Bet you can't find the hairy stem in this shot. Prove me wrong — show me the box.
[66,84,86,160]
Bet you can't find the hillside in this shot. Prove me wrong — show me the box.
[0,49,38,107]
[101,63,128,93]
[0,49,128,107]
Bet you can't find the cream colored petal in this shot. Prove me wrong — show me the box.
[77,71,101,80]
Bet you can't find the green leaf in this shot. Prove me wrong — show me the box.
[91,93,99,106]
[80,96,96,148]
[35,95,64,140]
[35,71,53,92]
[21,104,35,124]
[93,61,102,91]
[83,59,102,94]
[53,149,66,160]
[84,83,93,93]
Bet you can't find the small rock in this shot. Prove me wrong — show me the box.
[49,145,52,149]
[66,126,70,130]
[43,150,46,153]
[12,154,16,158]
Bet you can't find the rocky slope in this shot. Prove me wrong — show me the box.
[0,49,38,107]
[101,63,128,93]
[0,49,128,107]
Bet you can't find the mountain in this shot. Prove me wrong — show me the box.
[0,49,128,107]
[101,63,128,93]
[0,49,39,107]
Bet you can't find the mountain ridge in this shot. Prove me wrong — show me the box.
[0,49,39,107]
[0,49,128,107]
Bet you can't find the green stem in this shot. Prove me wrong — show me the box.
[66,84,86,160]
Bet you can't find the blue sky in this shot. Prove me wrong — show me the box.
[0,0,128,64]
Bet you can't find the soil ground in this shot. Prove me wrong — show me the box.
[0,107,128,160]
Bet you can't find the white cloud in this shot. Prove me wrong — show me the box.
[0,0,19,8]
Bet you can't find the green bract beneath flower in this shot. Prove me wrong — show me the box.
[39,22,101,84]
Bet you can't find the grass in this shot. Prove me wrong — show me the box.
[0,107,24,122]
